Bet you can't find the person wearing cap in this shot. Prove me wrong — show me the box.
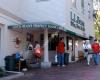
[92,39,100,65]
[83,40,89,59]
[83,40,92,65]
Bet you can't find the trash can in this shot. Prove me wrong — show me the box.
[64,53,69,65]
[5,56,15,71]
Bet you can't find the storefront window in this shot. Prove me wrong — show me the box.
[72,0,77,8]
[81,0,84,14]
[88,3,91,19]
[40,34,44,46]
[26,33,34,42]
[40,33,59,50]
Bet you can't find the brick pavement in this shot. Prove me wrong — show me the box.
[11,61,100,80]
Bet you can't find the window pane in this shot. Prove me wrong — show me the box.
[81,0,84,8]
[81,0,84,14]
[72,0,76,8]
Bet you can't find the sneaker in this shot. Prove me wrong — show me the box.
[62,65,66,67]
[87,63,90,66]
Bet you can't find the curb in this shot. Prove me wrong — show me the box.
[0,71,24,80]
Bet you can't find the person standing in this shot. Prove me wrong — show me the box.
[34,41,42,64]
[86,40,93,65]
[28,42,33,51]
[92,39,100,65]
[27,42,33,60]
[56,37,65,67]
[83,41,88,59]
[83,40,93,65]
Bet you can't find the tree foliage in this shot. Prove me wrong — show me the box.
[94,11,100,40]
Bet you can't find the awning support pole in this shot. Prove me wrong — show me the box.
[41,28,51,68]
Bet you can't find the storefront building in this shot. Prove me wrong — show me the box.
[0,0,94,68]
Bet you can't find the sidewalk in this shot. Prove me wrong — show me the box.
[11,61,100,80]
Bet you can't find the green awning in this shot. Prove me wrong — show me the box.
[8,21,88,40]
[66,30,76,35]
[66,30,88,40]
[76,34,88,40]
[8,21,65,31]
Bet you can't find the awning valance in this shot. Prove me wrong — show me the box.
[8,21,88,40]
[8,21,66,31]
[66,30,88,40]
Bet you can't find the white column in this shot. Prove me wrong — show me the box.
[44,28,49,62]
[41,28,51,68]
[0,25,7,68]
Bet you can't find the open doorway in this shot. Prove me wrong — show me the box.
[48,33,59,51]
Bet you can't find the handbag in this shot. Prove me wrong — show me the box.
[34,48,42,57]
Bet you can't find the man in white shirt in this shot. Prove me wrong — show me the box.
[83,40,92,65]
[83,41,88,58]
